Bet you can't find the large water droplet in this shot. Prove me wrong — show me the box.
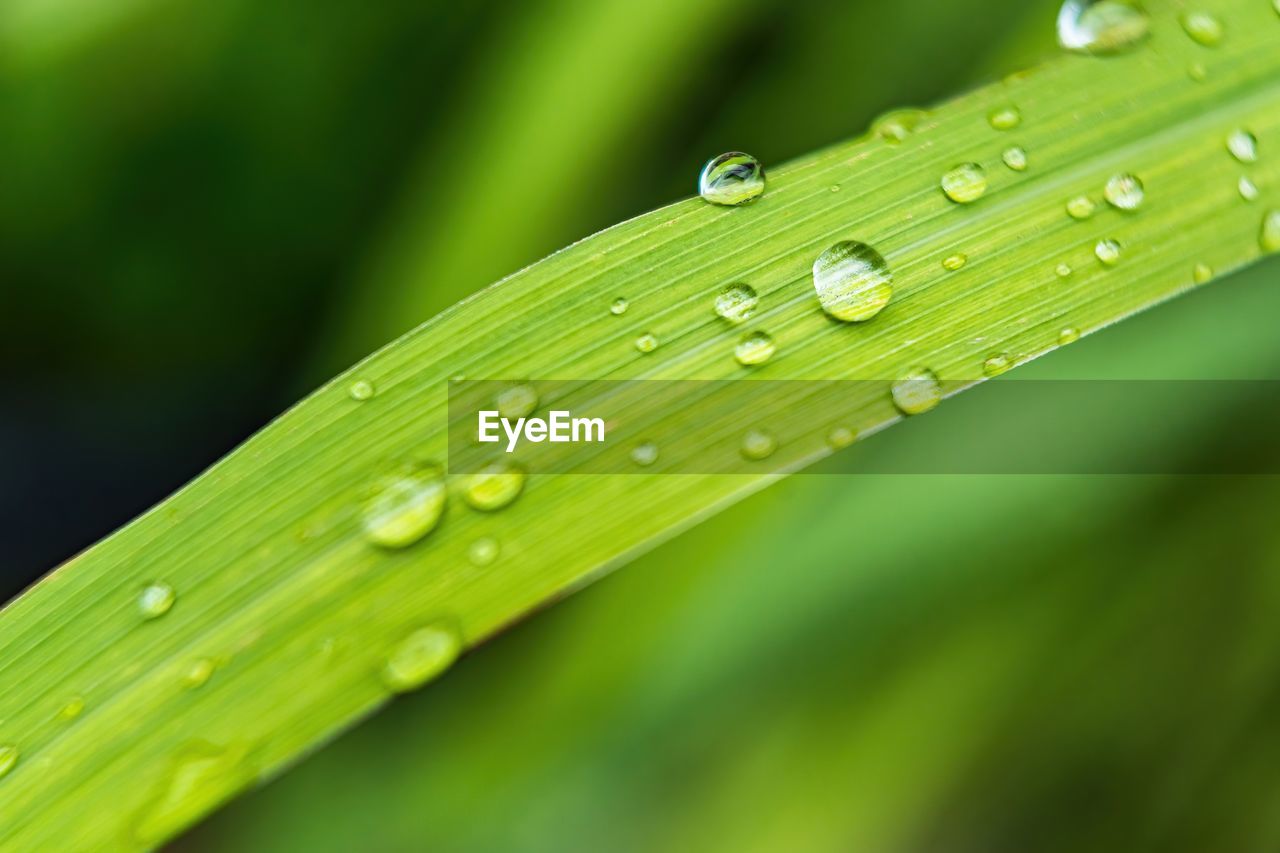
[983,354,1012,377]
[812,241,893,322]
[1227,129,1259,163]
[714,283,759,323]
[361,463,446,549]
[1095,238,1123,265]
[1180,11,1224,46]
[630,441,659,467]
[1239,176,1260,202]
[348,380,375,402]
[468,537,500,567]
[1262,210,1280,252]
[891,368,942,415]
[735,331,776,366]
[462,462,525,511]
[634,332,659,354]
[988,106,1022,130]
[940,163,988,203]
[496,384,538,419]
[698,152,765,206]
[1104,173,1145,210]
[873,108,926,144]
[1066,195,1097,220]
[133,742,254,845]
[1002,146,1028,172]
[381,624,462,693]
[138,583,176,620]
[1057,0,1150,54]
[0,745,18,778]
[740,428,777,461]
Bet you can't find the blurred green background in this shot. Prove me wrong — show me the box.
[3,0,1279,849]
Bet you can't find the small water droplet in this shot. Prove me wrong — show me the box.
[1066,195,1097,220]
[826,426,856,450]
[812,241,893,322]
[609,298,629,316]
[1188,62,1209,82]
[1193,262,1214,283]
[1056,262,1074,278]
[58,696,85,721]
[940,163,988,204]
[698,152,765,206]
[1227,129,1259,163]
[1095,238,1123,265]
[630,441,659,467]
[1059,326,1081,345]
[634,332,659,353]
[1057,0,1150,54]
[361,463,446,549]
[734,331,776,366]
[382,624,462,693]
[138,583,176,620]
[462,462,525,511]
[873,108,926,143]
[1002,146,1029,172]
[1180,11,1224,46]
[1239,176,1260,201]
[348,380,375,401]
[891,368,942,415]
[1262,210,1280,252]
[496,384,538,419]
[983,354,1012,376]
[1104,173,1145,210]
[988,106,1022,130]
[942,253,968,271]
[714,283,759,323]
[468,537,499,567]
[0,745,18,778]
[829,184,841,193]
[740,428,777,461]
[184,659,216,690]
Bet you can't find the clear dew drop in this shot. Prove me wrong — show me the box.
[940,163,988,204]
[630,441,659,467]
[740,428,777,461]
[812,241,893,322]
[988,106,1022,130]
[1104,173,1145,210]
[1002,146,1029,172]
[58,696,86,721]
[1239,176,1260,201]
[891,368,942,415]
[714,283,759,323]
[361,463,446,549]
[496,384,538,419]
[983,354,1012,377]
[1095,238,1123,265]
[1056,262,1074,278]
[609,298,629,316]
[698,152,765,206]
[462,462,525,511]
[873,108,927,144]
[468,537,499,567]
[1262,210,1280,252]
[1227,129,1259,163]
[0,745,18,778]
[1180,11,1224,46]
[635,332,659,353]
[138,583,176,620]
[734,331,776,366]
[381,624,462,693]
[942,253,968,271]
[1059,326,1082,345]
[1057,0,1150,54]
[1193,262,1214,284]
[348,380,375,402]
[184,658,216,690]
[133,742,254,845]
[1066,195,1097,220]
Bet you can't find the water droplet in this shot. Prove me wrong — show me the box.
[58,696,85,721]
[740,428,777,461]
[891,368,942,415]
[609,298,629,316]
[138,583,176,620]
[496,384,538,419]
[1104,173,1145,210]
[1262,210,1280,252]
[1193,262,1214,283]
[468,537,499,567]
[988,106,1021,130]
[462,462,525,511]
[1227,129,1259,163]
[942,253,968,271]
[183,659,216,689]
[983,354,1012,376]
[873,108,926,143]
[812,241,893,322]
[1095,238,1123,265]
[1239,176,1260,201]
[940,163,988,204]
[1180,11,1224,46]
[361,463,446,549]
[0,745,18,778]
[1066,195,1097,220]
[348,380,375,401]
[826,426,856,449]
[698,152,765,206]
[133,742,255,844]
[829,184,841,193]
[1057,0,1150,54]
[734,331,776,366]
[714,283,759,323]
[1059,326,1081,345]
[1188,62,1209,82]
[630,441,659,467]
[381,624,462,693]
[1002,146,1029,172]
[635,332,659,353]
[1056,262,1074,277]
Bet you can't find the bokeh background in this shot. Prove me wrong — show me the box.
[4,0,1280,849]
